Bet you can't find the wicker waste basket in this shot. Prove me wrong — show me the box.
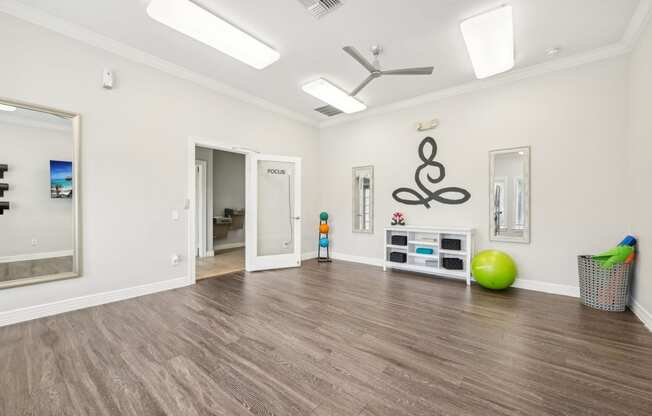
[578,255,632,312]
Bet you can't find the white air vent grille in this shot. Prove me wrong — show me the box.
[315,105,343,117]
[298,0,344,19]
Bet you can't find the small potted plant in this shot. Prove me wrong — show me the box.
[391,211,406,226]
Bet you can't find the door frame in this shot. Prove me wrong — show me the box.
[187,137,252,284]
[195,160,208,257]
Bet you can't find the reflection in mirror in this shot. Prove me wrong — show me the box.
[490,147,530,243]
[353,166,374,233]
[0,98,80,289]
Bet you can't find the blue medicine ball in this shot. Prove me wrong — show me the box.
[319,238,329,248]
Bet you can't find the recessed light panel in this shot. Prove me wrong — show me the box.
[302,78,367,114]
[461,5,514,79]
[147,0,280,70]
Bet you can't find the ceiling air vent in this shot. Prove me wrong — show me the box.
[315,105,343,117]
[298,0,344,19]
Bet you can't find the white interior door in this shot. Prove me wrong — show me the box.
[246,154,301,271]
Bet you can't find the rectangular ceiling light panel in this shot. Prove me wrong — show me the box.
[147,0,280,69]
[460,5,514,79]
[302,79,366,114]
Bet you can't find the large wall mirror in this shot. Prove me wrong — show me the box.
[0,97,81,289]
[352,166,374,234]
[490,147,530,243]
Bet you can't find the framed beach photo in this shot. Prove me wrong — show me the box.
[50,160,73,199]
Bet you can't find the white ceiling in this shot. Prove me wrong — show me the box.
[14,0,643,122]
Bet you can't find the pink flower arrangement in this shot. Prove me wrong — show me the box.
[391,211,406,226]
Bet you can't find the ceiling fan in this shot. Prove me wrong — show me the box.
[343,45,435,96]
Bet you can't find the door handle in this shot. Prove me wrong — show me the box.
[292,216,301,220]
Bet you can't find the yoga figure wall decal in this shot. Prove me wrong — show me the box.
[392,137,471,208]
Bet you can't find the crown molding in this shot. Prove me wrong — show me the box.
[623,0,652,49]
[319,42,630,128]
[320,0,652,129]
[0,0,318,127]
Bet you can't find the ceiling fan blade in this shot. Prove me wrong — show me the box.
[350,74,376,96]
[381,67,434,75]
[343,46,377,73]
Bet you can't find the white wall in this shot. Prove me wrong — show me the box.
[213,150,245,247]
[319,57,631,290]
[0,119,73,258]
[628,17,652,323]
[0,13,319,314]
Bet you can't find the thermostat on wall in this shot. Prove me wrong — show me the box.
[102,69,114,89]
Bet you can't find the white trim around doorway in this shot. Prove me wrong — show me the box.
[195,159,208,258]
[187,137,254,285]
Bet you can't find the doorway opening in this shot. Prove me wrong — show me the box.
[188,137,303,284]
[195,146,246,280]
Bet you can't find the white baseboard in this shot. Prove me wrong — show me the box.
[331,253,385,267]
[213,242,245,251]
[630,297,652,332]
[512,279,580,298]
[0,250,74,264]
[0,276,191,327]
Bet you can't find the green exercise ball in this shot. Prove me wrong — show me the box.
[319,211,329,221]
[471,250,517,290]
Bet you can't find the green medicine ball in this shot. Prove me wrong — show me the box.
[319,212,329,221]
[471,250,517,290]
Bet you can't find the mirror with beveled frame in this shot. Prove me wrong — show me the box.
[352,166,374,234]
[489,146,530,244]
[0,97,81,289]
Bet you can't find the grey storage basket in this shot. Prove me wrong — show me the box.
[578,255,632,312]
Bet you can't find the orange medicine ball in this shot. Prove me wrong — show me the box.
[319,224,330,234]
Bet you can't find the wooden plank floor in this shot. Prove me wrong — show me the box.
[1,259,651,416]
[196,248,245,280]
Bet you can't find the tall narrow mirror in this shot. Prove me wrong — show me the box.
[352,166,374,234]
[490,147,530,243]
[0,98,81,289]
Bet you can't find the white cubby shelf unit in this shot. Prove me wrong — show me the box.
[383,226,475,286]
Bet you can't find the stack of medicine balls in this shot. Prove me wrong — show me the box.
[318,212,331,263]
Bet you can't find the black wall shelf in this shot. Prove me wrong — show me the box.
[0,164,7,179]
[0,183,8,197]
[0,201,9,215]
